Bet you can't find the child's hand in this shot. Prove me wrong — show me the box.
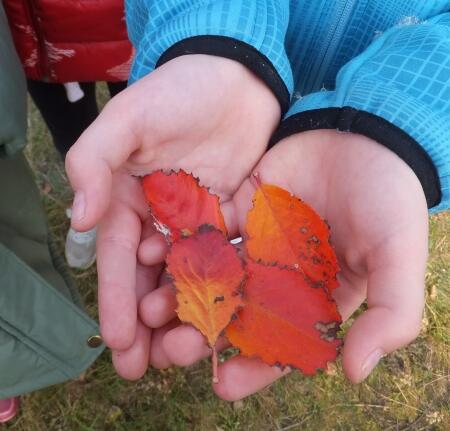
[65,55,281,372]
[66,54,281,229]
[142,129,429,400]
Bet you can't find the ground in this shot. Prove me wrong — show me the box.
[6,88,449,431]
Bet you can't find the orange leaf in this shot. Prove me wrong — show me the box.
[246,184,339,292]
[166,226,245,381]
[226,261,342,373]
[142,170,227,241]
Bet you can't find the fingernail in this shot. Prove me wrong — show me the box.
[72,191,86,222]
[361,348,384,381]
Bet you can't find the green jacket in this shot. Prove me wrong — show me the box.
[0,4,103,398]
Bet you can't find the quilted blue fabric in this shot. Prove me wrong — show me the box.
[126,0,450,212]
[125,0,293,93]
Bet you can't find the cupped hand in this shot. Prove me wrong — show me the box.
[66,54,281,230]
[65,55,281,374]
[142,129,429,399]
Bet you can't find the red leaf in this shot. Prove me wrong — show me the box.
[246,183,339,292]
[166,226,245,381]
[226,261,342,374]
[142,170,227,241]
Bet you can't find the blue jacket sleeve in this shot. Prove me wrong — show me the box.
[125,0,293,114]
[273,13,450,212]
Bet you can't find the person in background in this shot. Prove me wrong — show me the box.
[0,5,103,423]
[3,0,133,269]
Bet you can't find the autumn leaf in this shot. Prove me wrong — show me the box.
[142,170,227,241]
[166,225,245,382]
[141,171,342,379]
[226,261,342,373]
[246,183,339,292]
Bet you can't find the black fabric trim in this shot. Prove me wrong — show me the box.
[156,36,290,115]
[270,107,441,208]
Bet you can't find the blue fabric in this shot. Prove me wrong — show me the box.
[125,0,293,94]
[125,0,450,212]
[287,11,450,213]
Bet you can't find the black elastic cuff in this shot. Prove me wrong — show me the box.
[270,107,441,208]
[156,36,290,115]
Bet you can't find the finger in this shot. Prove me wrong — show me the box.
[138,233,169,266]
[97,174,152,350]
[149,320,180,369]
[332,273,368,321]
[112,319,151,380]
[65,94,141,231]
[214,356,290,401]
[163,325,229,366]
[141,216,158,240]
[222,177,258,241]
[139,284,177,328]
[111,263,162,378]
[342,244,427,383]
[97,201,141,350]
[220,200,240,240]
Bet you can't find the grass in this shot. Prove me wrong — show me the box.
[6,87,449,430]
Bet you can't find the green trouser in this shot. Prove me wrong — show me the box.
[0,152,104,398]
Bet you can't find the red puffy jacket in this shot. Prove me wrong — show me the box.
[3,0,133,83]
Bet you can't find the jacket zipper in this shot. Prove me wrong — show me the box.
[24,0,49,80]
[307,0,357,91]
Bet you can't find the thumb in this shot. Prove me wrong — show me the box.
[223,176,259,239]
[342,262,425,383]
[65,96,140,231]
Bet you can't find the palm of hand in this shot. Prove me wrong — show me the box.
[250,129,428,316]
[226,129,429,391]
[151,129,429,400]
[113,55,281,200]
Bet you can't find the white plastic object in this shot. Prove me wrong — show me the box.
[65,208,97,269]
[63,82,84,103]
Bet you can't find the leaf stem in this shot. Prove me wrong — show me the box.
[212,346,219,384]
[252,171,262,187]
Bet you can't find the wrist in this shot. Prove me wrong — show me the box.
[165,54,282,121]
[211,54,282,122]
[155,36,291,115]
[271,107,441,209]
[156,55,282,140]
